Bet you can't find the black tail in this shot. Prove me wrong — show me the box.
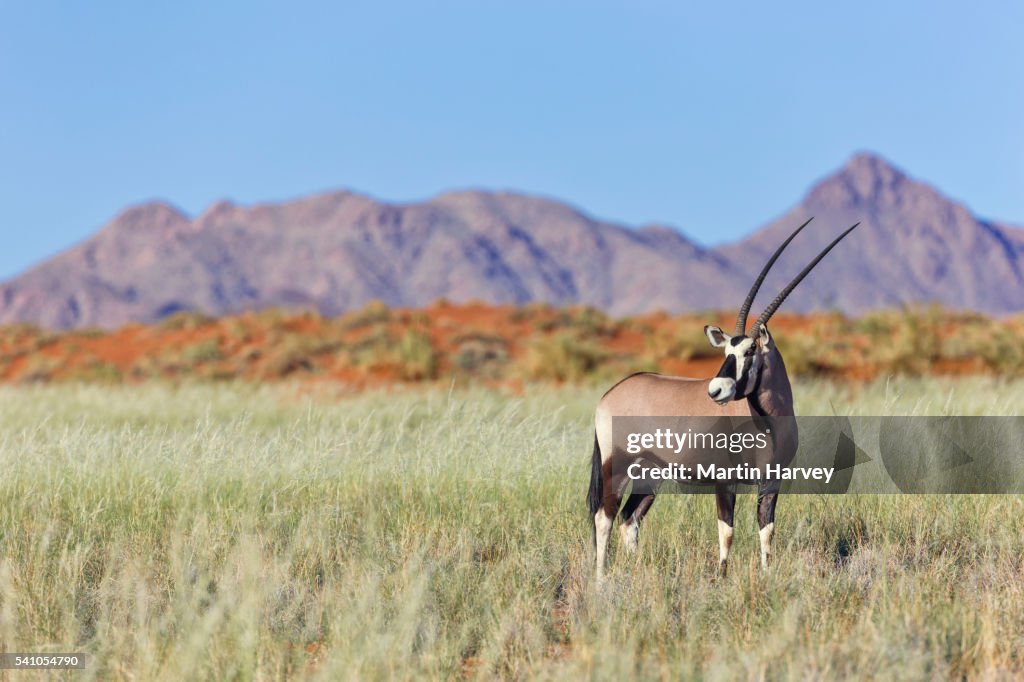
[587,433,602,520]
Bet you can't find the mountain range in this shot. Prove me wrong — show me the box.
[2,153,1021,329]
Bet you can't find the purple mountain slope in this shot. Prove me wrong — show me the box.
[719,154,1024,316]
[1,153,1019,329]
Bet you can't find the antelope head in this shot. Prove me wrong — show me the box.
[704,218,859,405]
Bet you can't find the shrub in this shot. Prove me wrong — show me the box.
[644,324,719,364]
[80,360,123,383]
[340,300,392,330]
[978,327,1024,375]
[264,350,316,377]
[17,354,63,383]
[346,329,395,369]
[223,318,255,343]
[453,336,509,378]
[396,330,438,381]
[774,333,830,377]
[159,311,214,331]
[508,302,554,324]
[880,305,944,375]
[260,334,331,377]
[181,338,224,364]
[568,307,618,337]
[520,333,605,382]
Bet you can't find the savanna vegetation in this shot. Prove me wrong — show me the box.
[1,378,1023,679]
[0,302,1022,387]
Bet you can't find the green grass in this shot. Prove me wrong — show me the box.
[0,378,1023,679]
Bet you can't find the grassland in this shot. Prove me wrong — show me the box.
[0,378,1023,679]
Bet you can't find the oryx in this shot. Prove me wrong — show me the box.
[587,218,859,579]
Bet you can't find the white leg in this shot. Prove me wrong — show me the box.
[718,519,734,572]
[619,520,639,554]
[759,522,775,569]
[594,510,613,581]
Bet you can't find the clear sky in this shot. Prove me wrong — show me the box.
[1,1,1021,279]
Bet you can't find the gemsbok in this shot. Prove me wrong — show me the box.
[587,218,859,579]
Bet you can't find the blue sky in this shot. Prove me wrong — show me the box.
[1,1,1021,279]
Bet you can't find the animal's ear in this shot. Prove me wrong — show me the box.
[754,324,771,349]
[704,325,729,348]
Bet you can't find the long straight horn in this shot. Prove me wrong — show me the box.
[753,222,861,330]
[735,217,814,334]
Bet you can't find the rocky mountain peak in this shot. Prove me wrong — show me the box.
[806,152,923,211]
[108,201,189,233]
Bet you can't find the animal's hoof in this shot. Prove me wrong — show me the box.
[717,560,728,578]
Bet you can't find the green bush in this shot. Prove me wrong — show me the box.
[453,337,509,378]
[979,327,1024,374]
[521,333,605,381]
[396,330,438,381]
[881,306,944,375]
[340,300,392,330]
[181,338,224,364]
[644,324,719,364]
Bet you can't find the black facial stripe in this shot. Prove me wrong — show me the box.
[716,354,736,379]
[734,357,751,396]
[729,337,745,347]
